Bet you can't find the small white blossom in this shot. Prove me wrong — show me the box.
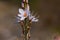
[17,8,38,22]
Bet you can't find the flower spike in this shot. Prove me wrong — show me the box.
[17,0,39,40]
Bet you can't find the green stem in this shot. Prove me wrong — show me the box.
[24,18,30,40]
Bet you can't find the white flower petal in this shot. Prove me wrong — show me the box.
[29,15,34,20]
[25,9,30,16]
[18,14,22,17]
[17,20,20,22]
[16,17,21,22]
[19,8,24,15]
[20,17,26,20]
[32,18,38,22]
[34,19,38,22]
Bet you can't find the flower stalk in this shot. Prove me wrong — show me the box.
[17,0,39,40]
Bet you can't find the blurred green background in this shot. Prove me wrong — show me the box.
[0,0,60,40]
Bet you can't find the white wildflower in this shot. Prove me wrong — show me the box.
[17,8,38,22]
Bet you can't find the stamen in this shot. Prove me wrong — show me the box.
[24,12,27,17]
